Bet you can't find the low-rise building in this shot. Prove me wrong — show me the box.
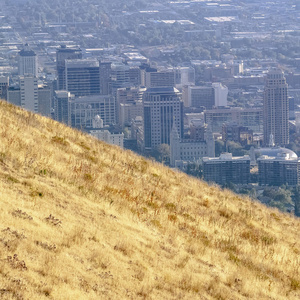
[258,153,299,186]
[203,153,250,185]
[89,115,124,148]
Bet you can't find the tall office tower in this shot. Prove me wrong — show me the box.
[110,63,130,92]
[65,59,100,97]
[143,87,183,151]
[20,75,38,113]
[56,45,82,90]
[183,83,228,109]
[184,86,215,109]
[18,44,38,76]
[38,85,51,117]
[99,61,112,95]
[212,82,228,107]
[263,69,289,146]
[143,69,175,88]
[54,91,74,125]
[173,66,195,87]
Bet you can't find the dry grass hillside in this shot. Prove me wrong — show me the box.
[0,100,299,300]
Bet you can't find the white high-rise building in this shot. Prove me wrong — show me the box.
[20,75,38,113]
[212,82,228,107]
[18,44,38,77]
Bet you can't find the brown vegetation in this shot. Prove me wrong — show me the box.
[0,100,299,299]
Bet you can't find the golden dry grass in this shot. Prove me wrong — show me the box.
[0,100,299,299]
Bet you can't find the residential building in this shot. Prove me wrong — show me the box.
[258,153,299,186]
[203,153,251,185]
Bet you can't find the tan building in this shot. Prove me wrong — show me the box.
[263,69,289,146]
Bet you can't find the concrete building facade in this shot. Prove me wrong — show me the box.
[18,44,38,77]
[203,153,250,185]
[143,87,183,151]
[263,69,289,146]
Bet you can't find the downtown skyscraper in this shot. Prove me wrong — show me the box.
[143,87,183,151]
[263,69,289,146]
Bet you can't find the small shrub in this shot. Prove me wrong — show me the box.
[291,278,300,290]
[6,176,19,184]
[45,214,62,226]
[165,203,176,211]
[11,209,33,220]
[168,214,177,222]
[7,254,27,270]
[151,219,162,228]
[51,136,69,146]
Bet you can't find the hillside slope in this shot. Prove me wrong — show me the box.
[0,100,299,300]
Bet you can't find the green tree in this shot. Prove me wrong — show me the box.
[293,186,300,217]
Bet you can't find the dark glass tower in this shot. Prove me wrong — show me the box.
[56,45,82,90]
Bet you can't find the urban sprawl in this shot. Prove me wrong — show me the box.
[1,0,300,214]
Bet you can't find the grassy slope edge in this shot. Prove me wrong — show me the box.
[0,100,299,300]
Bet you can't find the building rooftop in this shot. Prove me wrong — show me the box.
[203,153,250,162]
[255,147,298,160]
[19,44,36,57]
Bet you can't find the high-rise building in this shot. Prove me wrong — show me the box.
[54,90,74,125]
[110,62,130,92]
[99,61,112,95]
[143,87,183,151]
[141,68,175,88]
[117,86,145,127]
[65,59,100,96]
[183,83,228,109]
[18,44,38,77]
[173,66,195,88]
[204,108,263,133]
[69,95,115,129]
[263,69,289,146]
[56,45,82,90]
[8,78,51,116]
[184,86,215,109]
[20,75,38,113]
[38,85,51,117]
